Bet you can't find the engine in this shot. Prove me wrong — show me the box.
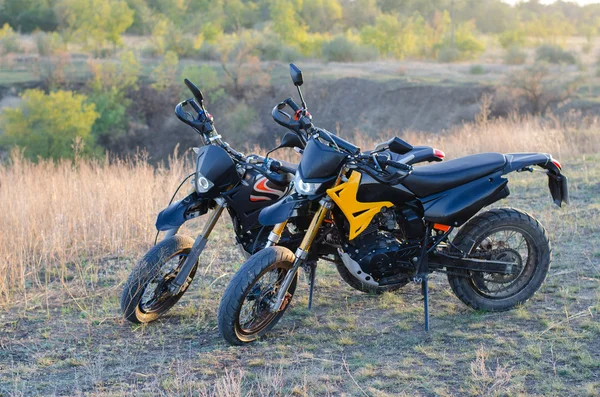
[345,209,420,282]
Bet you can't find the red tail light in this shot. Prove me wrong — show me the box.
[551,158,562,170]
[433,149,445,159]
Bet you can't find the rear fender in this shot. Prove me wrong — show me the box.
[156,192,211,231]
[503,153,569,206]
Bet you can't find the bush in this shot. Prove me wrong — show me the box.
[437,47,460,63]
[0,90,99,160]
[498,30,526,50]
[470,65,486,75]
[197,43,221,61]
[34,31,65,56]
[535,44,576,65]
[255,32,302,61]
[322,35,378,62]
[504,45,527,65]
[0,23,21,54]
[180,65,224,104]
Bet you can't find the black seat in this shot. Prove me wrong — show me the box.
[402,153,506,197]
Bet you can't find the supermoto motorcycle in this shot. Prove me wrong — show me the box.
[120,78,444,324]
[217,64,570,345]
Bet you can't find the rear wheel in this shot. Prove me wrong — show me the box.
[121,235,198,323]
[447,208,551,311]
[218,246,297,345]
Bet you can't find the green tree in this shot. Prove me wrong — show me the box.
[87,51,141,143]
[152,51,179,91]
[270,0,308,49]
[0,90,99,160]
[55,0,134,53]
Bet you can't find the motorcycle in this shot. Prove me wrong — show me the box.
[217,64,570,345]
[120,77,444,324]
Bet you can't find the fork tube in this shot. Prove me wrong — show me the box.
[265,221,288,247]
[270,198,331,311]
[169,201,225,294]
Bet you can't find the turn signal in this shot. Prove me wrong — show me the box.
[551,158,562,170]
[433,149,445,159]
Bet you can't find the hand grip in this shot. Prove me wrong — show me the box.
[383,159,413,172]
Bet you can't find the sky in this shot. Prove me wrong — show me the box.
[502,0,600,4]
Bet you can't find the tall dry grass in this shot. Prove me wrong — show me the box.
[1,114,599,305]
[0,149,190,304]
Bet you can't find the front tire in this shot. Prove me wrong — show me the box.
[218,246,298,345]
[447,208,551,312]
[121,235,198,323]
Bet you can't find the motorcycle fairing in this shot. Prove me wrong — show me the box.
[156,192,210,231]
[327,171,393,240]
[258,193,311,226]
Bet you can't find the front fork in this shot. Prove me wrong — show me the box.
[168,198,226,295]
[268,197,333,312]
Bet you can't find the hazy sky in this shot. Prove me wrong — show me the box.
[502,0,600,4]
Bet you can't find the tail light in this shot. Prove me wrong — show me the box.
[433,149,445,160]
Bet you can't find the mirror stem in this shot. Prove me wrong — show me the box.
[297,86,307,110]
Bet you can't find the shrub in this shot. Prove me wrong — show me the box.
[0,90,99,160]
[535,44,576,65]
[437,47,460,63]
[180,65,224,104]
[504,45,527,65]
[322,35,378,62]
[151,51,179,91]
[470,65,486,75]
[0,23,21,54]
[255,32,302,61]
[498,29,526,50]
[34,31,65,56]
[197,43,221,61]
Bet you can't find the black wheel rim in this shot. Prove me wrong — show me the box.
[236,264,290,337]
[139,253,192,314]
[467,226,537,299]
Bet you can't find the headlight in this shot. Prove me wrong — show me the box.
[195,172,214,193]
[293,172,322,195]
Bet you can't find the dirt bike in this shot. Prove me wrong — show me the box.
[120,78,444,324]
[217,64,569,345]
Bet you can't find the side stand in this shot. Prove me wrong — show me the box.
[422,276,429,332]
[307,261,317,310]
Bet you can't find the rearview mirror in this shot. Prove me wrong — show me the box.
[290,64,303,86]
[279,132,304,149]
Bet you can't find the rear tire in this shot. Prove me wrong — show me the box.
[121,235,198,323]
[447,208,551,312]
[218,246,297,345]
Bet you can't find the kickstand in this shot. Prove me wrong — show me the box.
[421,276,430,332]
[307,262,317,310]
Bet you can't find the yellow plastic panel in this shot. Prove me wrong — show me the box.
[326,171,393,240]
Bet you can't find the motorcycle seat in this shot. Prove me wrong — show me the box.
[402,153,506,197]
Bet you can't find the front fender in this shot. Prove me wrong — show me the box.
[258,193,310,226]
[156,192,210,231]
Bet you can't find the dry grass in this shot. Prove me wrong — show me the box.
[0,149,189,304]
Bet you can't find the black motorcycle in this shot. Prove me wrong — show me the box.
[217,64,569,345]
[120,78,444,323]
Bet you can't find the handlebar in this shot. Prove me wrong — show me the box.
[314,128,360,155]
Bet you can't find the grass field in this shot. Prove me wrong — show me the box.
[0,117,599,396]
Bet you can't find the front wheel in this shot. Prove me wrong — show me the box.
[447,208,551,312]
[218,246,298,345]
[121,235,198,323]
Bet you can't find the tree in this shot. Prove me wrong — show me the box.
[151,51,180,91]
[270,0,308,49]
[55,0,134,53]
[508,64,582,115]
[0,90,99,160]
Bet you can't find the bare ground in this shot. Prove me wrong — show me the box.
[1,155,599,396]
